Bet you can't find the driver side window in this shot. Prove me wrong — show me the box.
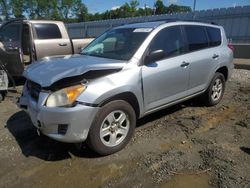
[149,26,185,59]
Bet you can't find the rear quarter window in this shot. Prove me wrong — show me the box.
[34,23,62,39]
[184,26,209,52]
[206,27,221,47]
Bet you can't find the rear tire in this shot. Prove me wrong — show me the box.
[202,72,225,106]
[87,100,136,155]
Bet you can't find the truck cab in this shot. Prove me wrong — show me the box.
[0,19,74,77]
[0,19,92,78]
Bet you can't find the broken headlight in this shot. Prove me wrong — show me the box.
[46,84,86,107]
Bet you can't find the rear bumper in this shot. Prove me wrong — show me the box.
[18,85,99,143]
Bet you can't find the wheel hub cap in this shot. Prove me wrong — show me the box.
[100,110,130,147]
[211,78,223,101]
[110,122,119,133]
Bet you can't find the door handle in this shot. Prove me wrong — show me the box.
[212,54,219,59]
[180,61,190,67]
[59,43,67,47]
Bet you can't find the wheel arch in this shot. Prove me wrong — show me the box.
[98,92,140,119]
[216,66,228,81]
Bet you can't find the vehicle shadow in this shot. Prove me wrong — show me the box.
[137,104,182,127]
[6,99,201,161]
[6,110,99,161]
[137,98,201,127]
[240,147,250,155]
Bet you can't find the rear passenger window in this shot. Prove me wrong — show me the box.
[149,26,185,58]
[206,27,221,47]
[34,24,62,39]
[185,26,209,52]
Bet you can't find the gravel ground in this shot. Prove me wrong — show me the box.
[0,69,249,188]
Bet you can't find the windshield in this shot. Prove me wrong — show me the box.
[81,28,152,61]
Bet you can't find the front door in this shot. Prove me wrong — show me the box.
[142,26,190,112]
[0,21,23,77]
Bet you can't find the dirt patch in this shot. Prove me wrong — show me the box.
[0,69,250,188]
[161,172,213,188]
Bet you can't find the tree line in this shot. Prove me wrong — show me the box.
[0,0,192,23]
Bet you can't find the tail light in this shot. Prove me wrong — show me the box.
[227,43,234,51]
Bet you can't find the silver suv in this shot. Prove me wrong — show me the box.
[19,20,234,155]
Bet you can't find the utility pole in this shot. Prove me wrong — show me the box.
[193,0,197,12]
[193,0,197,19]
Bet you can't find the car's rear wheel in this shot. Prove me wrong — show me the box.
[203,72,225,106]
[87,100,136,155]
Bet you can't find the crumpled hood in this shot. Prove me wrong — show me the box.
[24,54,126,87]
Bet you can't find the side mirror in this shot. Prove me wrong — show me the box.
[145,49,165,65]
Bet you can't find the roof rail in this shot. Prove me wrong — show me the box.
[165,18,218,25]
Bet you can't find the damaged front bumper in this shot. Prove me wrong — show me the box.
[17,84,99,143]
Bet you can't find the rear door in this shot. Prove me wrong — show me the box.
[142,26,190,112]
[0,21,24,76]
[32,23,72,60]
[183,25,220,94]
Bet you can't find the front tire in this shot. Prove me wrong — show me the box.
[87,100,136,155]
[203,72,225,106]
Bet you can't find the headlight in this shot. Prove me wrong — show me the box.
[46,84,86,107]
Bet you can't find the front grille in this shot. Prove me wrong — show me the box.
[27,80,41,102]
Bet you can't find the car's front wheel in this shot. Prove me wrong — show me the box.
[87,100,136,155]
